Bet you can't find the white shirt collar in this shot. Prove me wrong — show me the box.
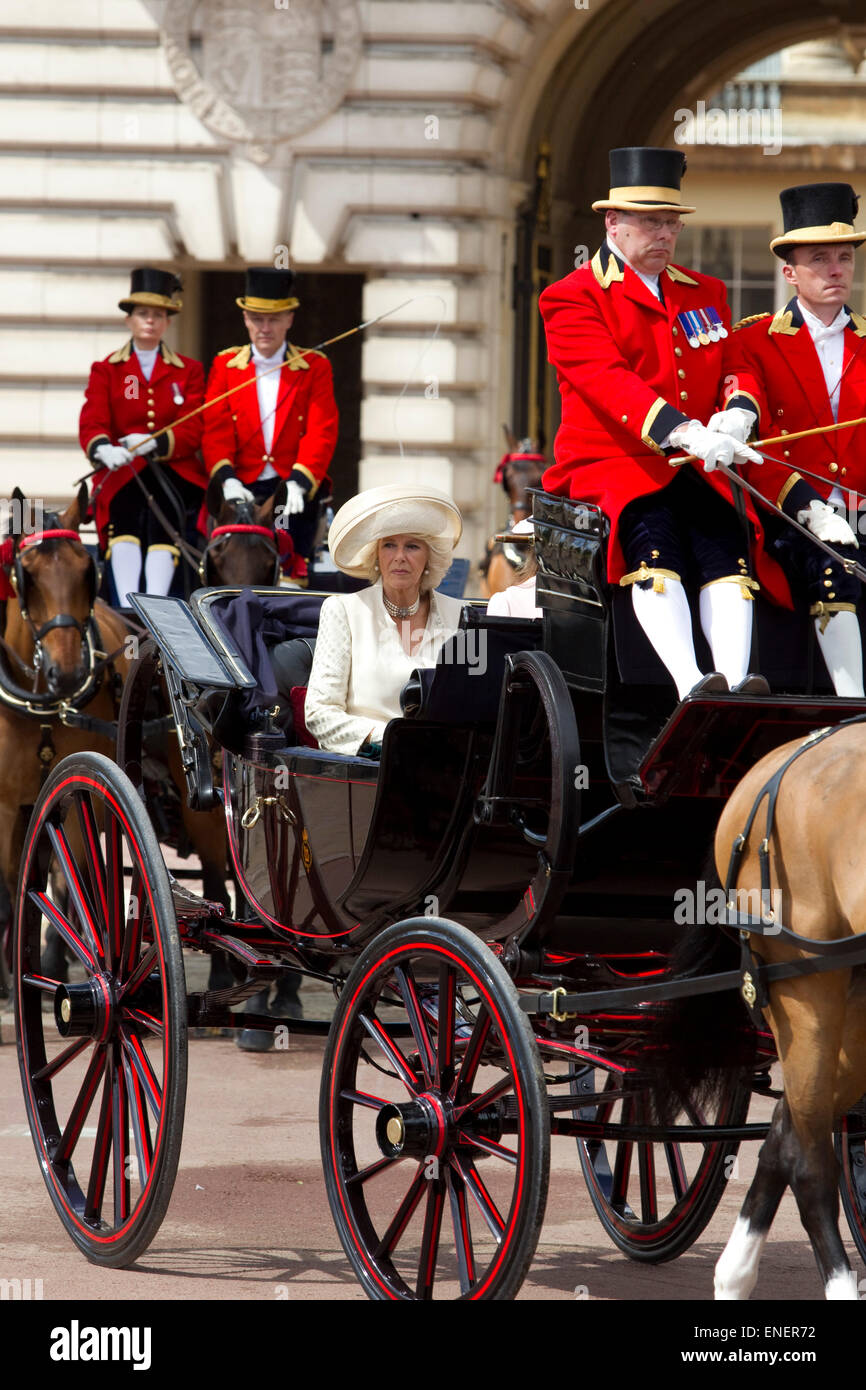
[251,341,287,368]
[799,300,849,340]
[605,237,661,298]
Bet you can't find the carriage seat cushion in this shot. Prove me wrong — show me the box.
[288,686,319,749]
[271,637,316,698]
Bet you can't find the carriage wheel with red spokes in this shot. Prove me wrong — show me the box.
[320,917,550,1300]
[14,752,186,1266]
[570,1058,750,1262]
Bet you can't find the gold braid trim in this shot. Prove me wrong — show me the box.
[619,563,681,594]
[810,600,857,633]
[776,472,802,509]
[700,574,760,601]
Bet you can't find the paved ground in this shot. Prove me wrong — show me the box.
[2,960,862,1306]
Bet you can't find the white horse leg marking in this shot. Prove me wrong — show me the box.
[714,1216,768,1300]
[824,1268,858,1301]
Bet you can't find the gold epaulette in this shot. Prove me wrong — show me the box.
[222,344,252,369]
[107,340,133,364]
[732,312,772,332]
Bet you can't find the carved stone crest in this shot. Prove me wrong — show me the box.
[162,0,362,160]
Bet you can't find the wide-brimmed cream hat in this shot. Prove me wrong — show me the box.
[328,483,463,578]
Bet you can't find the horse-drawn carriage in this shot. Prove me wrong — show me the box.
[9,486,866,1299]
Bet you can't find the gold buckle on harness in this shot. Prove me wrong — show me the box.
[548,987,577,1023]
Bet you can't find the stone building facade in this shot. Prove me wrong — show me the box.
[2,1,866,562]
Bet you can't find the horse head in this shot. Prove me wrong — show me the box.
[494,431,546,524]
[200,478,289,587]
[5,485,99,699]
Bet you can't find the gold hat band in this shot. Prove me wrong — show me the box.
[770,220,862,250]
[237,296,300,313]
[608,185,683,203]
[120,292,182,312]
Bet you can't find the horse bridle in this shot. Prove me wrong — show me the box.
[199,522,284,586]
[4,525,104,700]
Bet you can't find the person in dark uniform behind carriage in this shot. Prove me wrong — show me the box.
[719,183,865,696]
[79,268,205,607]
[201,267,339,577]
[539,147,790,701]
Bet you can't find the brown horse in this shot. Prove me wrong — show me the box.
[661,721,866,1299]
[0,487,132,962]
[200,477,290,588]
[480,434,545,599]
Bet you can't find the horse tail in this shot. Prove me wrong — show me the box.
[647,854,757,1125]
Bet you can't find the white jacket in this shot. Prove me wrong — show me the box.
[304,580,463,754]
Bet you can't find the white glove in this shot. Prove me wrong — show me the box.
[120,432,158,457]
[223,477,254,504]
[707,407,758,445]
[285,479,307,515]
[94,443,133,471]
[669,419,763,473]
[796,499,858,548]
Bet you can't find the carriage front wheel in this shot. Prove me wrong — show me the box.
[13,752,187,1266]
[320,917,550,1299]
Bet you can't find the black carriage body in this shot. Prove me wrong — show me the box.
[128,517,866,968]
[19,495,866,1294]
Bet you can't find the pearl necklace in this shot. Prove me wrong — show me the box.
[383,592,421,619]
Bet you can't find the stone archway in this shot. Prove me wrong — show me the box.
[499,0,866,443]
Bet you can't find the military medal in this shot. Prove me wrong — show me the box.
[693,309,711,346]
[678,311,700,348]
[706,306,728,340]
[698,308,719,343]
[172,383,185,405]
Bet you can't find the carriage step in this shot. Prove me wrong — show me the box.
[169,873,226,920]
[200,929,284,973]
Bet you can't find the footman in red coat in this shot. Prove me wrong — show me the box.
[540,147,772,699]
[202,267,338,573]
[79,268,205,606]
[720,182,866,695]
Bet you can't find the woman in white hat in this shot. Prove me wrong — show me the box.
[304,483,463,755]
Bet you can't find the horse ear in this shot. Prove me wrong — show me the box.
[257,479,287,526]
[58,488,86,532]
[77,482,90,524]
[503,424,518,452]
[9,487,26,538]
[205,476,225,519]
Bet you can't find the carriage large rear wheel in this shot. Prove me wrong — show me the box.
[321,917,550,1299]
[570,1056,750,1263]
[14,752,186,1266]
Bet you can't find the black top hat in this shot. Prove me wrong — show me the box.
[118,267,183,315]
[592,147,695,215]
[770,183,863,257]
[236,267,300,314]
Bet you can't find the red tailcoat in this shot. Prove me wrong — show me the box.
[540,245,789,607]
[79,340,205,542]
[722,297,866,536]
[201,343,338,497]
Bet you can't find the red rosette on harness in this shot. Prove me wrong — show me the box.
[0,535,15,599]
[493,451,546,486]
